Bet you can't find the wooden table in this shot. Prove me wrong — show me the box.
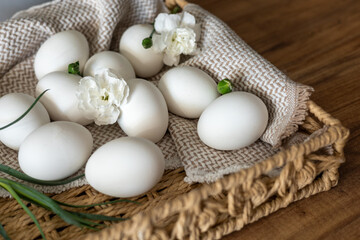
[190,0,360,239]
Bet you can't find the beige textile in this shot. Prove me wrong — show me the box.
[0,0,312,197]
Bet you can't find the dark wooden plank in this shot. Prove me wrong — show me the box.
[189,0,360,239]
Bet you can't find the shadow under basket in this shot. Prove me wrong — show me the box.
[0,100,350,239]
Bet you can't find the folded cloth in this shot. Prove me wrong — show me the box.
[0,0,312,197]
[161,4,313,183]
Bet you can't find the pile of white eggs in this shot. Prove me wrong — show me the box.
[0,23,269,198]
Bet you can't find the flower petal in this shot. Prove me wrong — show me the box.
[163,53,180,66]
[152,34,167,52]
[95,107,120,126]
[154,13,181,33]
[180,12,196,28]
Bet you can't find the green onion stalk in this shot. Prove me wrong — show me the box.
[0,90,49,131]
[0,89,138,239]
[0,176,134,240]
[0,221,10,240]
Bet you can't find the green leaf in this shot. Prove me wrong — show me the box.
[0,222,10,240]
[0,164,84,186]
[69,211,128,222]
[17,194,51,211]
[55,198,139,208]
[68,61,81,76]
[63,212,102,229]
[0,182,46,240]
[3,179,113,230]
[0,178,85,228]
[16,193,99,229]
[0,178,136,236]
[217,79,233,95]
[19,192,100,230]
[0,89,49,131]
[14,183,84,226]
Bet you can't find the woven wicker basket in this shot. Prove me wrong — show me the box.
[0,0,350,239]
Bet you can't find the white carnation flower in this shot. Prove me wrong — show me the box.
[153,27,197,66]
[154,13,181,33]
[76,69,129,126]
[153,11,200,66]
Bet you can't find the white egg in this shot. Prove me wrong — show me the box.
[0,93,50,150]
[119,24,164,78]
[118,79,168,143]
[197,92,268,150]
[158,66,219,118]
[83,51,135,80]
[34,30,89,80]
[36,72,93,125]
[85,137,165,198]
[18,121,93,181]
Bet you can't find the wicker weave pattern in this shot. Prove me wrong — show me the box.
[0,0,181,197]
[0,101,349,239]
[85,101,349,240]
[0,0,349,239]
[0,0,314,189]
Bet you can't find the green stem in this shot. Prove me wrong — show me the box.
[0,178,130,229]
[19,193,101,230]
[0,164,84,186]
[69,211,128,222]
[1,178,86,228]
[142,24,157,49]
[0,177,139,237]
[149,27,156,39]
[0,89,49,131]
[0,221,10,240]
[55,199,139,208]
[0,182,46,240]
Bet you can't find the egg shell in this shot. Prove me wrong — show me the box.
[118,79,168,143]
[158,66,220,118]
[0,93,50,150]
[197,92,268,150]
[18,121,93,181]
[34,30,89,80]
[36,72,93,125]
[83,51,135,80]
[119,24,164,78]
[85,137,165,198]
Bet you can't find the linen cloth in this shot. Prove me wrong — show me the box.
[0,0,313,197]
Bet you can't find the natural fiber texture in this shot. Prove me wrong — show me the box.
[0,101,350,239]
[81,102,350,240]
[0,0,313,189]
[0,0,180,198]
[168,114,278,183]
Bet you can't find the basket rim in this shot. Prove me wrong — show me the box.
[84,100,349,239]
[0,1,351,239]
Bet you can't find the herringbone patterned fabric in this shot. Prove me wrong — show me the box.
[0,0,312,196]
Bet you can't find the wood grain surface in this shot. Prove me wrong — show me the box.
[189,0,360,239]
